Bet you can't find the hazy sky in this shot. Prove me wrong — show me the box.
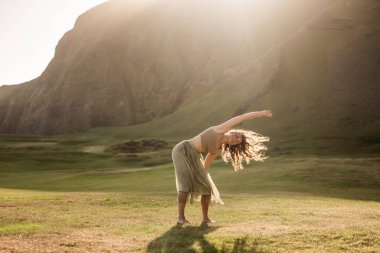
[0,0,108,86]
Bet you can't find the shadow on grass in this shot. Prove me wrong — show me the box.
[147,224,265,253]
[147,223,218,252]
[220,237,267,253]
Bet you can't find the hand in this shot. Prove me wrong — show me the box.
[260,110,272,117]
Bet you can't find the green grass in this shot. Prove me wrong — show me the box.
[0,134,379,252]
[0,190,379,252]
[0,222,43,235]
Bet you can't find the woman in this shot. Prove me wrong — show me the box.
[172,110,273,225]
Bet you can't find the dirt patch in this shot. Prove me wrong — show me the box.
[0,231,150,253]
[107,139,168,153]
[0,205,17,208]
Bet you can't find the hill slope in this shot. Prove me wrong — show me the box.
[0,0,379,154]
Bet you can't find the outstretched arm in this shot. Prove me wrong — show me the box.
[214,110,272,133]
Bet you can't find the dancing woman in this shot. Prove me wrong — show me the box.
[171,110,273,224]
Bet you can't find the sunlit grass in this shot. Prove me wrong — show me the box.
[0,190,379,252]
[0,135,379,252]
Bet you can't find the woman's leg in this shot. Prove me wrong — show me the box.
[201,194,214,223]
[177,191,190,224]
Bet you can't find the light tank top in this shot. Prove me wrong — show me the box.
[200,127,224,153]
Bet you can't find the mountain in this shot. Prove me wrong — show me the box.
[0,0,379,153]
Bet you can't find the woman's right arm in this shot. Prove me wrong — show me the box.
[203,152,218,171]
[213,110,272,133]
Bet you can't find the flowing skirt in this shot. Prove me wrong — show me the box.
[172,140,224,205]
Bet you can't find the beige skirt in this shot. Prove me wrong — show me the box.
[172,140,224,205]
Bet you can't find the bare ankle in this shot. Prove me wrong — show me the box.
[202,217,215,223]
[177,218,190,224]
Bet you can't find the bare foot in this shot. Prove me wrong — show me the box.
[202,218,215,224]
[177,218,190,225]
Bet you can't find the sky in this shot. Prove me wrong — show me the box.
[0,0,108,86]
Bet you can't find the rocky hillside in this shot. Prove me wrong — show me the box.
[0,0,379,147]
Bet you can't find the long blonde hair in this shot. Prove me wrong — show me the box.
[221,129,270,171]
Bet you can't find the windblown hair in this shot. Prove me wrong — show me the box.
[221,129,270,171]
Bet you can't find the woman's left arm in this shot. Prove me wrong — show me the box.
[214,110,273,133]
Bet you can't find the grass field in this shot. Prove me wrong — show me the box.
[0,134,379,252]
